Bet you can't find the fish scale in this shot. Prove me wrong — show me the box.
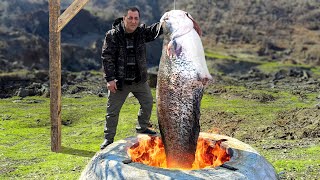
[157,10,211,169]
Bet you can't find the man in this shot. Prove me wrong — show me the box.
[100,7,162,150]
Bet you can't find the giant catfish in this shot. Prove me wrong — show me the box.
[156,10,212,169]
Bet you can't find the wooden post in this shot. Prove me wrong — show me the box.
[49,0,61,152]
[49,0,90,152]
[58,0,91,32]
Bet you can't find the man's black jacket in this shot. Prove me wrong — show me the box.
[101,17,162,84]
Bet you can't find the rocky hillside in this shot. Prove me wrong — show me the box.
[0,0,319,73]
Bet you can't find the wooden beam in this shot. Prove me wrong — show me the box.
[57,0,90,32]
[49,0,62,152]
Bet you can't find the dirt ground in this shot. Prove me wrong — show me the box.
[201,59,320,141]
[198,62,320,178]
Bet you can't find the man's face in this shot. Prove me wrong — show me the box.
[123,10,140,33]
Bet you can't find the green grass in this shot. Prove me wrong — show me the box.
[0,70,29,78]
[203,86,314,120]
[0,86,319,179]
[0,95,156,179]
[253,140,320,179]
[311,66,320,76]
[205,49,264,64]
[200,85,319,179]
[256,61,320,74]
[205,50,236,60]
[205,49,320,77]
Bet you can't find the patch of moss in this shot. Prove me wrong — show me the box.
[205,50,236,60]
[257,61,318,75]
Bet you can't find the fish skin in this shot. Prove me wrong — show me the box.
[157,10,212,169]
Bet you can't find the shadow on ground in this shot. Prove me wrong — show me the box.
[60,146,97,158]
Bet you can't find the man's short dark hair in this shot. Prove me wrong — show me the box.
[125,7,140,17]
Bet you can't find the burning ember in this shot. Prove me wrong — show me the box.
[127,136,230,169]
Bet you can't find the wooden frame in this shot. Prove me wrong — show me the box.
[49,0,90,152]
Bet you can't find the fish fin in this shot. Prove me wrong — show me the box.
[186,13,202,36]
[167,40,183,58]
[167,40,175,58]
[204,75,215,87]
[201,77,209,86]
[174,42,182,57]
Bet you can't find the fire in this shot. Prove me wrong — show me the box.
[193,138,230,169]
[127,136,230,169]
[127,136,167,167]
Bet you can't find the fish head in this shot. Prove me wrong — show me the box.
[160,10,201,39]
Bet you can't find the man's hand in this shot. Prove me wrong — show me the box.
[107,80,117,93]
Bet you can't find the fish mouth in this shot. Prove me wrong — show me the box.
[154,20,165,39]
[153,11,170,39]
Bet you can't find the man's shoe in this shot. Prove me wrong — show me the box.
[100,139,113,150]
[136,122,153,130]
[136,128,156,135]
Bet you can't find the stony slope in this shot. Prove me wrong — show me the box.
[0,0,319,73]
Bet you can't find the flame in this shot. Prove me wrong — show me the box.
[127,136,230,169]
[127,136,167,167]
[193,138,230,169]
